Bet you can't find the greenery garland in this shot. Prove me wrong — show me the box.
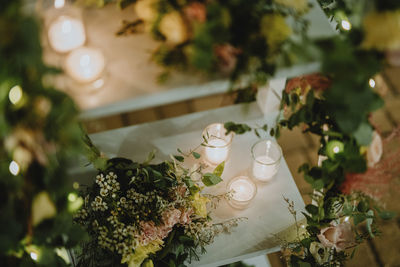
[0,0,86,266]
[224,1,399,265]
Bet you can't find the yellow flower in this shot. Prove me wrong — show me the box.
[159,11,189,45]
[32,191,57,226]
[362,10,400,51]
[122,239,163,267]
[260,14,292,53]
[274,0,309,13]
[191,192,209,218]
[135,0,158,22]
[142,260,154,267]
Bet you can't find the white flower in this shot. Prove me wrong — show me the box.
[96,174,105,185]
[100,188,109,197]
[309,242,330,265]
[367,131,383,167]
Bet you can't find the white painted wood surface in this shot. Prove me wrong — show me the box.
[71,103,305,266]
[40,0,333,119]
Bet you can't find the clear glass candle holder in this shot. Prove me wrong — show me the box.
[251,139,282,182]
[227,176,257,209]
[202,123,234,166]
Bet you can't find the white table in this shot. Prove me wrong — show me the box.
[40,0,334,119]
[74,102,305,266]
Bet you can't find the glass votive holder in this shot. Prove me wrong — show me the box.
[202,123,234,166]
[227,176,257,209]
[251,139,282,182]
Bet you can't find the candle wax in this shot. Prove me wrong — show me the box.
[252,155,278,181]
[230,179,255,202]
[204,138,228,165]
[48,16,86,53]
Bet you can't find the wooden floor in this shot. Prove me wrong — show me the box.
[83,68,400,267]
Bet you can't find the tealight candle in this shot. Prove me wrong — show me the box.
[251,139,282,182]
[202,123,234,166]
[227,176,257,209]
[48,16,86,53]
[65,47,105,83]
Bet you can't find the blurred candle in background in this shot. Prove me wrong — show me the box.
[48,16,86,53]
[65,47,105,83]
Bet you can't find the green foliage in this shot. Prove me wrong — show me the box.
[202,173,223,187]
[319,37,383,135]
[224,121,268,138]
[0,0,86,265]
[75,153,237,267]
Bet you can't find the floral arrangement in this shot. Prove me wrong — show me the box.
[225,69,398,266]
[0,0,86,265]
[74,149,240,267]
[80,0,309,84]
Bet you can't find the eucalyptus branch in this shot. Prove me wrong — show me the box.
[224,121,269,138]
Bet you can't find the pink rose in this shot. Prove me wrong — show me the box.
[140,221,159,245]
[184,2,206,23]
[317,221,355,251]
[179,208,193,225]
[214,44,242,73]
[157,225,172,239]
[162,209,181,228]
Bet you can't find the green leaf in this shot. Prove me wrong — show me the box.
[300,238,312,248]
[357,200,368,213]
[353,213,366,225]
[176,244,184,256]
[93,157,109,171]
[213,161,225,177]
[353,122,373,146]
[350,248,357,259]
[270,128,275,136]
[378,210,396,220]
[192,151,201,159]
[224,122,252,135]
[312,179,324,190]
[178,235,194,245]
[305,204,318,216]
[366,210,374,237]
[173,155,184,162]
[202,173,222,186]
